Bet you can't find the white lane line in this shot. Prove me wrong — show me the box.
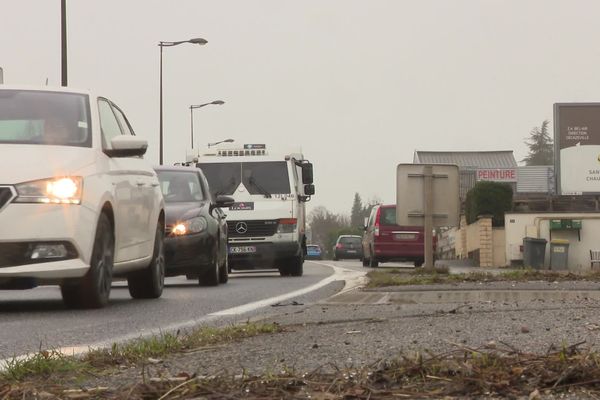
[209,262,362,316]
[0,262,364,369]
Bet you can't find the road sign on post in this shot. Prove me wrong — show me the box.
[396,164,460,269]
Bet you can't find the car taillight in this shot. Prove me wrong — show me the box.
[374,207,381,236]
[336,243,343,249]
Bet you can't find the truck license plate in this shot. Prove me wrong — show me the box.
[229,246,256,254]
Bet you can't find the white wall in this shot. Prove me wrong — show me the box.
[505,213,600,270]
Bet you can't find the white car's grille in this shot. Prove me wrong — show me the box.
[0,186,15,211]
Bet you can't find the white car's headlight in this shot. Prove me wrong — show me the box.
[14,177,83,204]
[172,217,207,235]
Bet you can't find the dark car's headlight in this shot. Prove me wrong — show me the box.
[171,217,207,235]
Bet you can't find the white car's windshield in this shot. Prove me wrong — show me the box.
[0,90,91,147]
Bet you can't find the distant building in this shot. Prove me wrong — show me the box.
[413,150,518,200]
[413,150,554,200]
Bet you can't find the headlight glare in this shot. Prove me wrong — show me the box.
[171,217,207,236]
[15,177,83,204]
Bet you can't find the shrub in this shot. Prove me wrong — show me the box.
[464,181,513,226]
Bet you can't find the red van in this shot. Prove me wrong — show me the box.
[362,204,427,267]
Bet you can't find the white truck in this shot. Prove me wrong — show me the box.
[190,144,314,276]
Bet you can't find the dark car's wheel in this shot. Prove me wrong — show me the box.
[61,213,114,309]
[128,220,165,299]
[414,259,424,267]
[199,254,220,286]
[218,251,229,284]
[362,257,369,267]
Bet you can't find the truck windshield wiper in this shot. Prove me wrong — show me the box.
[215,177,237,196]
[248,177,272,198]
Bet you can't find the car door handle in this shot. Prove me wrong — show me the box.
[136,180,145,186]
[151,182,159,187]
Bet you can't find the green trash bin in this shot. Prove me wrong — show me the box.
[550,239,569,270]
[523,237,547,269]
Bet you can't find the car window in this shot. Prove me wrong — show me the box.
[340,237,361,245]
[0,89,91,147]
[98,99,123,149]
[111,104,135,136]
[157,171,205,203]
[380,207,397,226]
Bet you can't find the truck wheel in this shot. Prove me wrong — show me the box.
[279,264,290,276]
[289,255,304,277]
[61,213,114,309]
[128,221,165,299]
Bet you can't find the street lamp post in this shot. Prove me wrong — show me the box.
[159,37,207,165]
[190,100,225,150]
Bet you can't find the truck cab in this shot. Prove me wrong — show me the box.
[193,144,314,276]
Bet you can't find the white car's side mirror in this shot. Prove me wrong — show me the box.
[105,136,148,158]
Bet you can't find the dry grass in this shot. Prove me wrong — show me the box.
[4,342,600,399]
[366,267,600,288]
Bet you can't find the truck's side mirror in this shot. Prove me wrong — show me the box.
[363,217,369,230]
[304,184,315,196]
[301,163,313,184]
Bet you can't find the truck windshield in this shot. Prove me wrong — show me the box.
[199,161,291,196]
[0,90,91,147]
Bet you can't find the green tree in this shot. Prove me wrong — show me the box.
[522,120,553,166]
[465,181,513,227]
[350,193,364,227]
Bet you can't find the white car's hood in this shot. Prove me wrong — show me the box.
[0,144,97,184]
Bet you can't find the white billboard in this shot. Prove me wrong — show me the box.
[555,103,600,195]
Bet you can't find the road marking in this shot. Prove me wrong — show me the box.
[0,262,366,370]
[209,262,364,316]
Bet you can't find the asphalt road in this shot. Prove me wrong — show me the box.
[0,261,340,359]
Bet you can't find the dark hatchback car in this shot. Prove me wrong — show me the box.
[155,166,234,286]
[333,235,363,260]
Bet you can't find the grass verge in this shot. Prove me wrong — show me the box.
[366,267,600,288]
[0,322,281,383]
[3,342,600,399]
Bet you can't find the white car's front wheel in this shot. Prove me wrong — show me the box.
[127,220,165,299]
[61,213,114,309]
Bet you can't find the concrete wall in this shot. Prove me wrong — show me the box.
[505,212,600,271]
[437,216,504,267]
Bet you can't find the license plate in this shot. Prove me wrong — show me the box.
[347,250,357,253]
[229,246,256,254]
[395,233,417,240]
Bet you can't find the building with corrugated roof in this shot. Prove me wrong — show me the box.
[413,150,519,200]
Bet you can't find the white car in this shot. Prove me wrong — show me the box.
[0,86,165,308]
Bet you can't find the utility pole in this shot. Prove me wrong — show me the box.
[61,0,67,86]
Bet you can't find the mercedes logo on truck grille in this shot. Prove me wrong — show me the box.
[235,222,248,234]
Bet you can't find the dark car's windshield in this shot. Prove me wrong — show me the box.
[199,161,291,196]
[0,90,91,147]
[157,171,205,203]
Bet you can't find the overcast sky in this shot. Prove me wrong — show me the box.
[3,0,600,215]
